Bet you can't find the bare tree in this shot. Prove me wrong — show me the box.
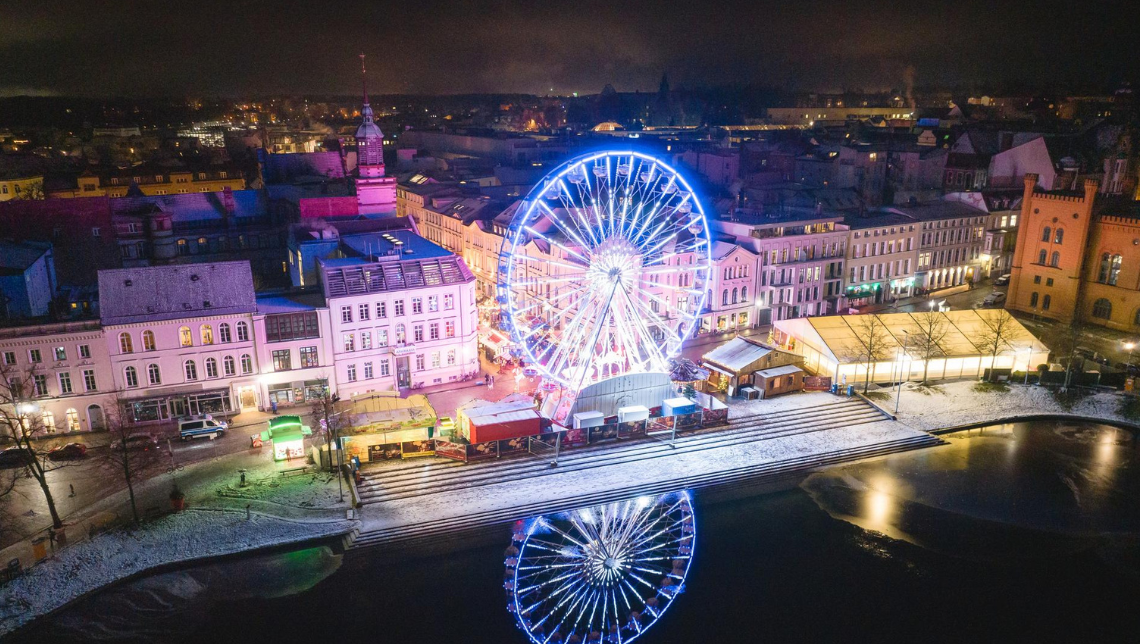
[909,311,950,384]
[0,365,69,529]
[101,398,162,525]
[845,314,894,394]
[972,310,1020,382]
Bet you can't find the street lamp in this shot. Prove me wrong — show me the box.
[1124,341,1136,366]
[894,330,909,416]
[1023,346,1031,385]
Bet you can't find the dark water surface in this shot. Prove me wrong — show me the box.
[12,420,1140,643]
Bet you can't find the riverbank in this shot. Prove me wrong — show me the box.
[0,508,356,638]
[892,380,1140,433]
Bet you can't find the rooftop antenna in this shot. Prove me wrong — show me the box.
[359,53,369,107]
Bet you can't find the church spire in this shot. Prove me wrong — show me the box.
[359,53,369,107]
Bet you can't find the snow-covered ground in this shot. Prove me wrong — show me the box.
[210,469,344,510]
[892,379,1133,431]
[0,509,355,637]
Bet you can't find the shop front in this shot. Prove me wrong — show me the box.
[265,378,329,408]
[123,385,237,424]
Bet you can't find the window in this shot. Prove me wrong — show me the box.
[380,360,390,376]
[184,360,198,381]
[1042,294,1051,310]
[378,329,389,347]
[142,330,156,351]
[29,349,42,364]
[236,321,249,342]
[124,366,139,388]
[341,306,353,323]
[361,331,372,350]
[59,372,73,394]
[1033,275,1041,284]
[394,300,405,316]
[343,333,355,352]
[412,298,423,314]
[1050,251,1060,267]
[428,296,438,312]
[2,351,14,365]
[1041,226,1050,242]
[359,304,370,320]
[431,353,440,369]
[119,332,133,353]
[264,312,319,342]
[346,364,357,382]
[218,323,232,343]
[1030,292,1039,307]
[396,324,406,343]
[376,301,387,318]
[1092,298,1112,319]
[83,369,97,391]
[1046,278,1054,287]
[66,409,80,432]
[179,326,192,347]
[1038,249,1047,264]
[447,349,456,365]
[415,354,425,371]
[148,363,161,385]
[42,411,55,433]
[446,321,456,338]
[364,362,374,379]
[300,346,318,368]
[414,325,424,343]
[33,375,49,397]
[444,294,454,310]
[223,355,236,376]
[241,354,253,374]
[722,290,728,306]
[200,325,214,345]
[205,358,218,378]
[79,344,90,359]
[429,323,439,340]
[1054,229,1064,244]
[54,347,66,361]
[272,350,291,371]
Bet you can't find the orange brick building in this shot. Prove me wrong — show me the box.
[1007,174,1140,331]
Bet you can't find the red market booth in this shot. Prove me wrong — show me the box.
[457,399,542,443]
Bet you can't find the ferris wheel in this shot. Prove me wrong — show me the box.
[506,492,696,643]
[497,151,712,393]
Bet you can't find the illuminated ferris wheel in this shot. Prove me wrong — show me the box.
[506,492,696,643]
[497,151,713,393]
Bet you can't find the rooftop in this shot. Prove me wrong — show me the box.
[98,261,256,325]
[255,291,327,315]
[0,240,51,275]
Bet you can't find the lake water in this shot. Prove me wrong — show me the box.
[13,420,1140,643]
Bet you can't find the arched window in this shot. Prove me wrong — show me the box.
[124,366,138,388]
[184,360,198,381]
[741,285,748,301]
[218,323,232,343]
[1029,292,1039,307]
[1042,294,1052,310]
[1109,254,1122,286]
[1134,309,1140,326]
[1038,249,1047,264]
[65,408,80,432]
[240,354,253,374]
[147,363,161,385]
[1054,228,1064,244]
[205,357,218,378]
[732,288,738,304]
[179,326,192,347]
[722,290,728,306]
[142,330,156,351]
[236,321,249,342]
[119,332,133,354]
[200,324,214,345]
[223,355,236,376]
[1092,298,1112,319]
[1041,226,1051,242]
[1050,251,1060,267]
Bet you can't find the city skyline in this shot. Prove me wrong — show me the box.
[1,0,1133,98]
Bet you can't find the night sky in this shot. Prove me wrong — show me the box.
[0,0,1133,97]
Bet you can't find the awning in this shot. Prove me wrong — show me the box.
[702,362,735,378]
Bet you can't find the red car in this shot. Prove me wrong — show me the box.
[47,442,88,461]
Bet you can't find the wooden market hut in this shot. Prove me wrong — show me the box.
[700,337,803,396]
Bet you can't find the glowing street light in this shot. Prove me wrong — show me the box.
[1124,341,1136,366]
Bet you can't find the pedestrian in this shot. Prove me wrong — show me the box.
[47,527,56,553]
[270,399,278,414]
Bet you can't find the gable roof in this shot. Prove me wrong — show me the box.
[98,261,256,325]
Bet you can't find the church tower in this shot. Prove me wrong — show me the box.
[354,54,397,215]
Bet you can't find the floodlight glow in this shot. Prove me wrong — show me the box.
[497,151,713,393]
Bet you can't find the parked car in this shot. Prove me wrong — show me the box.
[110,433,160,452]
[178,417,227,441]
[0,447,36,468]
[47,442,88,461]
[982,292,1007,306]
[1076,348,1111,366]
[994,274,1011,286]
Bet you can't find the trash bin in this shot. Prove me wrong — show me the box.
[830,383,839,395]
[31,537,47,561]
[846,385,855,397]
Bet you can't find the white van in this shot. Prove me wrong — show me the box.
[178,418,228,441]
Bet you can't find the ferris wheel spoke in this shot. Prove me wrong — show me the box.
[537,200,597,254]
[510,249,590,273]
[545,287,608,376]
[523,226,591,264]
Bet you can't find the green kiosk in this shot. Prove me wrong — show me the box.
[261,415,313,461]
